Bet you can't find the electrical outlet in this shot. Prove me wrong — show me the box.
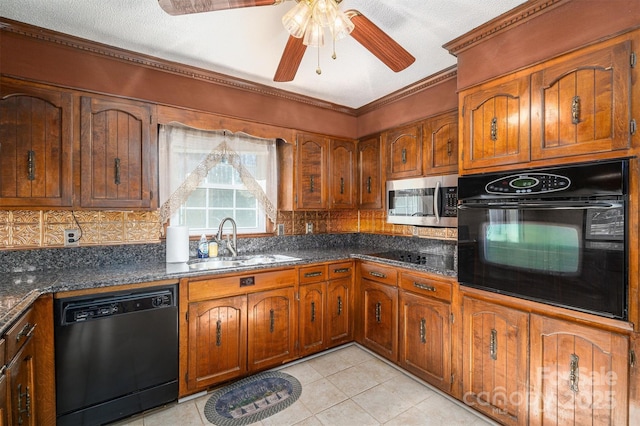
[277,223,285,236]
[306,222,313,234]
[64,229,80,247]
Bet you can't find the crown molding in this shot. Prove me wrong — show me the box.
[443,0,568,56]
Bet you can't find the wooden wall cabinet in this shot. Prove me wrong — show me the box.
[298,262,353,357]
[329,140,356,209]
[460,75,531,172]
[530,39,632,160]
[80,96,157,209]
[296,133,329,210]
[423,109,459,175]
[0,77,73,207]
[384,123,423,179]
[529,314,629,425]
[357,135,383,209]
[462,296,529,426]
[358,262,398,362]
[399,272,453,393]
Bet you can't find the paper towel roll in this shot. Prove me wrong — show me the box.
[166,226,190,263]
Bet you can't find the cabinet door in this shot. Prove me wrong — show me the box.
[0,78,73,207]
[80,96,157,209]
[461,75,530,171]
[361,279,398,362]
[248,287,296,371]
[399,291,451,393]
[187,295,247,391]
[299,282,326,356]
[531,40,632,160]
[7,337,36,426]
[0,372,7,426]
[423,110,458,175]
[462,297,529,426]
[529,314,628,426]
[357,135,382,209]
[329,140,356,209]
[327,277,352,347]
[385,123,423,179]
[296,133,328,209]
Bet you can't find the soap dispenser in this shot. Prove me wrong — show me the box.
[197,234,209,258]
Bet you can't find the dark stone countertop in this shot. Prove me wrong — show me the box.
[0,247,456,335]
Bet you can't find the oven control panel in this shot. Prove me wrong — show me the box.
[485,173,571,194]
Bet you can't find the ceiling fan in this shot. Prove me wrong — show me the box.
[157,0,415,82]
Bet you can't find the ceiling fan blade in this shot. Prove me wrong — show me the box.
[158,0,281,16]
[346,10,415,72]
[274,36,307,82]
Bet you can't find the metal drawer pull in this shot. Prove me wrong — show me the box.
[269,309,275,333]
[310,301,316,322]
[419,318,427,344]
[571,96,581,124]
[16,322,35,342]
[27,151,35,181]
[489,328,498,360]
[367,176,372,193]
[114,157,121,185]
[490,117,498,141]
[569,353,580,393]
[304,271,323,278]
[375,302,382,323]
[215,319,222,346]
[369,271,387,279]
[337,296,343,316]
[333,267,350,274]
[413,282,436,292]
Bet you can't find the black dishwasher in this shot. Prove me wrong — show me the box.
[55,285,178,426]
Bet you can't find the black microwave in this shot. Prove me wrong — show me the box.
[386,174,458,227]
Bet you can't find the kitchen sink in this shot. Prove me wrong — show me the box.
[187,254,300,271]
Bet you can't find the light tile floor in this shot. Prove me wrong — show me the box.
[111,344,497,426]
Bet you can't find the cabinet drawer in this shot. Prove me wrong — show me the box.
[329,261,353,280]
[399,272,452,303]
[188,269,296,301]
[3,308,36,361]
[299,265,328,284]
[360,263,397,286]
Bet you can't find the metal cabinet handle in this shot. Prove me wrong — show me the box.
[447,139,452,157]
[114,157,121,185]
[27,151,35,181]
[569,353,580,393]
[16,322,35,342]
[337,295,343,316]
[413,282,436,292]
[340,177,344,194]
[310,175,315,193]
[572,96,581,124]
[304,271,323,278]
[333,267,350,274]
[401,148,407,164]
[216,319,222,346]
[419,318,427,344]
[375,302,382,323]
[489,328,498,360]
[366,176,372,194]
[269,309,275,333]
[17,382,32,425]
[490,117,498,141]
[369,271,386,279]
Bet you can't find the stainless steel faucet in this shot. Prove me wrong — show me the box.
[216,217,238,257]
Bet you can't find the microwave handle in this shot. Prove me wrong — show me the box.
[434,181,441,222]
[458,201,621,210]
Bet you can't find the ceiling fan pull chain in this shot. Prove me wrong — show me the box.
[316,45,322,75]
[332,37,337,60]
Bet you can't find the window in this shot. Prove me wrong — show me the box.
[159,125,277,236]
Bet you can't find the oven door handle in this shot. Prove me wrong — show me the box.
[458,201,622,210]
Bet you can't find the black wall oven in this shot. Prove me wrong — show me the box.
[458,160,628,320]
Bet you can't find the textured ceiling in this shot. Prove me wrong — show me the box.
[1,0,526,109]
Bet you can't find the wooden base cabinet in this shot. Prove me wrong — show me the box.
[186,295,247,391]
[462,297,529,426]
[529,314,629,425]
[360,279,398,362]
[0,338,7,426]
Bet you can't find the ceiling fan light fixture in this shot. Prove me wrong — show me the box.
[303,16,324,47]
[312,0,338,27]
[282,0,312,38]
[330,11,354,41]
